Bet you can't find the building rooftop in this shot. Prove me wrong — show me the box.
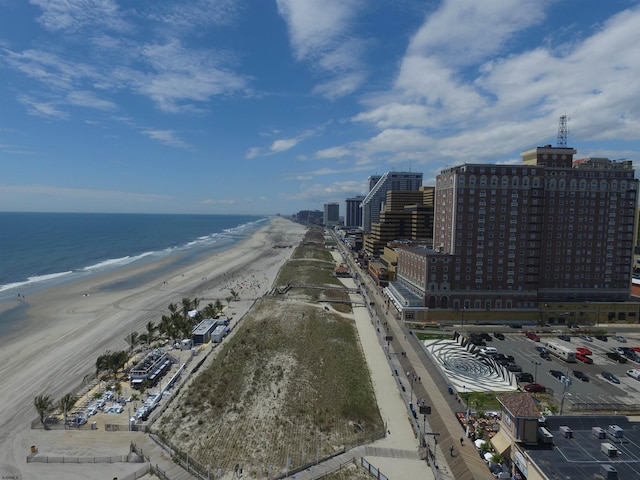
[497,393,542,419]
[527,415,640,480]
[192,318,219,336]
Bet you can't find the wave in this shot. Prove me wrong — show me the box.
[0,271,73,293]
[81,252,155,272]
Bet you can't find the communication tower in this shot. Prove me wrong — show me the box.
[557,115,569,147]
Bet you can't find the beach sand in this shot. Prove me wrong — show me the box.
[0,217,307,480]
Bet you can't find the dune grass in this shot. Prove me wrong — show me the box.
[155,227,384,478]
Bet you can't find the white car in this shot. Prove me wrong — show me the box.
[86,405,98,416]
[627,369,640,380]
[615,336,627,343]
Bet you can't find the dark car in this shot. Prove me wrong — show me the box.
[507,363,523,372]
[535,346,548,354]
[602,371,620,384]
[596,335,608,342]
[573,370,589,382]
[493,332,505,340]
[549,370,563,380]
[479,333,492,341]
[558,334,571,342]
[607,352,627,363]
[540,351,551,360]
[516,372,534,383]
[524,383,546,392]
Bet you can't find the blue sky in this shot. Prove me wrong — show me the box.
[1,0,640,215]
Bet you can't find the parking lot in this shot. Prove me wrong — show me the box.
[477,331,640,410]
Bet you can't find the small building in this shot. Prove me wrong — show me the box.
[192,318,223,345]
[211,325,227,343]
[334,263,350,278]
[130,349,176,389]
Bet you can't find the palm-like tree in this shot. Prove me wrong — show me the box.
[34,394,53,426]
[59,393,76,425]
[145,321,157,345]
[124,331,139,352]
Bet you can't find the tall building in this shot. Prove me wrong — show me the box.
[360,172,423,233]
[323,202,340,227]
[345,196,365,228]
[364,187,434,256]
[387,145,639,323]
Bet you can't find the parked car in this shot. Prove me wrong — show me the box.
[479,333,493,341]
[602,371,620,384]
[535,346,548,354]
[576,347,592,356]
[626,369,640,380]
[493,332,505,340]
[557,334,571,342]
[549,370,563,380]
[607,352,627,363]
[516,372,534,383]
[595,335,608,342]
[576,353,593,364]
[581,335,594,342]
[507,363,523,372]
[526,332,541,342]
[573,370,589,382]
[611,347,625,356]
[615,336,627,343]
[524,383,546,393]
[540,352,551,360]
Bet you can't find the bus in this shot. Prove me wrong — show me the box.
[544,341,577,362]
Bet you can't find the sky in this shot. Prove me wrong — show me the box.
[2,0,640,215]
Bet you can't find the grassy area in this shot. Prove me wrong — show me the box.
[155,228,384,478]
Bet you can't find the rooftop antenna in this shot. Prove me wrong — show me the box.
[557,114,569,147]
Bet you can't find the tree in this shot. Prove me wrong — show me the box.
[214,299,224,315]
[59,393,76,418]
[34,394,53,426]
[145,321,157,345]
[225,295,233,307]
[124,331,139,352]
[229,289,239,301]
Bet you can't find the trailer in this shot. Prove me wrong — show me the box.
[544,341,577,362]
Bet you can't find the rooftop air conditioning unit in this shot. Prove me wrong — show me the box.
[601,442,618,458]
[601,464,618,480]
[608,425,624,438]
[559,426,573,438]
[592,427,606,439]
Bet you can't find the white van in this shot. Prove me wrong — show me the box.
[479,347,497,356]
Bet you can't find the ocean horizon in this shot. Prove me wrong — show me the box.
[0,212,269,303]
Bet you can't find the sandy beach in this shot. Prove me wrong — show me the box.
[0,216,307,479]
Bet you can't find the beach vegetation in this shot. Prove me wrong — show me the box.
[145,321,158,345]
[124,331,139,351]
[58,392,77,418]
[229,289,239,301]
[96,350,130,380]
[34,394,53,426]
[155,226,384,476]
[225,295,233,307]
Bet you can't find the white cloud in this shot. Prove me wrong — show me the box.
[142,129,188,148]
[29,0,129,33]
[17,94,68,120]
[67,90,116,110]
[315,146,351,159]
[271,138,298,153]
[144,0,241,28]
[276,0,366,98]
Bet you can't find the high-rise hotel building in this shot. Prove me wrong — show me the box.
[428,145,637,312]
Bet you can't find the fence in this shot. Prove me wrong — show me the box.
[361,457,389,480]
[569,402,640,413]
[27,454,142,464]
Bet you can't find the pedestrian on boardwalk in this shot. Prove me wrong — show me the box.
[460,437,464,446]
[450,445,454,456]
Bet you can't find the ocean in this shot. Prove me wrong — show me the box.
[0,212,268,303]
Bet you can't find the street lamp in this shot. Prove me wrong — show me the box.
[531,360,541,384]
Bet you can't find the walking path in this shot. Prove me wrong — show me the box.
[323,238,496,480]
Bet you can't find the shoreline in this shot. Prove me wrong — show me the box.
[0,217,308,479]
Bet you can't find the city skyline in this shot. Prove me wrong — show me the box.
[2,1,640,215]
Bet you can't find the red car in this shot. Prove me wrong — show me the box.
[632,347,640,353]
[526,332,541,342]
[576,347,592,356]
[524,383,546,393]
[576,353,593,364]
